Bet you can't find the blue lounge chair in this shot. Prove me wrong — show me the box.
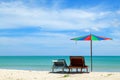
[52,59,68,72]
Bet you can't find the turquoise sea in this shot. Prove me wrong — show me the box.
[0,56,120,72]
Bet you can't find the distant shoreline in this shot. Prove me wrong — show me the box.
[0,55,120,56]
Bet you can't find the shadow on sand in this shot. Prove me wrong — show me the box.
[49,71,89,74]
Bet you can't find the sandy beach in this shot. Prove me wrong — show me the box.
[0,69,119,80]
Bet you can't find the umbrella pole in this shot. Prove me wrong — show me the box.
[90,40,93,72]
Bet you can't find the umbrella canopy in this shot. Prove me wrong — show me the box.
[71,34,112,41]
[71,34,112,72]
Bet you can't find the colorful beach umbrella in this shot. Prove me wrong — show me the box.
[71,34,112,72]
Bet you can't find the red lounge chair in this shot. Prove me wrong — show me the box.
[68,56,88,72]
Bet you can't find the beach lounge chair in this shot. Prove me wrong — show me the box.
[52,59,68,72]
[68,56,88,72]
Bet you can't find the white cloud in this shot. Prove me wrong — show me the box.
[111,30,120,40]
[117,10,120,14]
[0,1,120,55]
[0,1,120,31]
[0,32,72,46]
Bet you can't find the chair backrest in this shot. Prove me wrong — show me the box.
[70,56,85,67]
[52,59,67,67]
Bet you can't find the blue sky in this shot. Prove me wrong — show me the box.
[0,0,120,56]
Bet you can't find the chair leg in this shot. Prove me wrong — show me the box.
[86,68,88,72]
[52,67,54,72]
[76,68,78,72]
[62,68,64,72]
[80,68,82,72]
[68,68,70,73]
[71,68,72,72]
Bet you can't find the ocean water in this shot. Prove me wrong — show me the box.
[0,56,120,72]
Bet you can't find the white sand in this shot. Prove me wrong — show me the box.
[0,69,120,80]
